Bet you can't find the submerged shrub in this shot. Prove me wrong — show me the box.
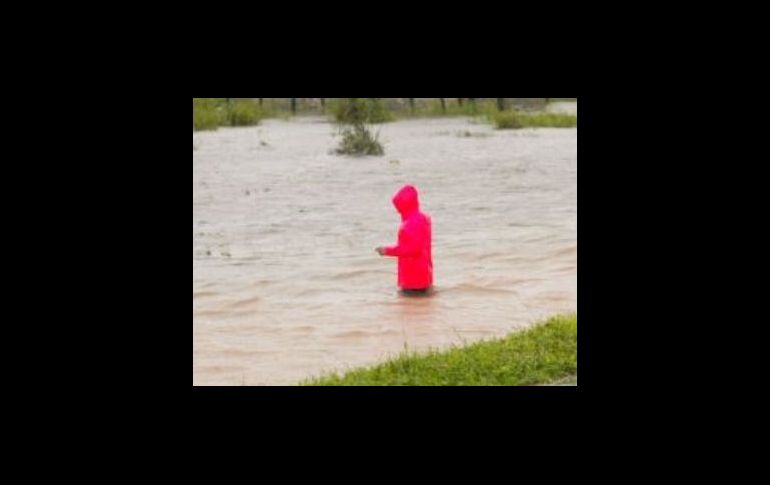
[335,122,384,156]
[493,111,524,129]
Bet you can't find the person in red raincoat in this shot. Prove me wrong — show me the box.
[376,185,433,293]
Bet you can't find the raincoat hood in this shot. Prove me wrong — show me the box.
[393,185,420,220]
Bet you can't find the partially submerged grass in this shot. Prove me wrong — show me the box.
[193,99,577,130]
[335,123,384,156]
[193,98,225,131]
[193,98,264,131]
[491,110,578,129]
[332,99,387,155]
[302,313,577,386]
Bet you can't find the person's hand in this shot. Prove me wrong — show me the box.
[375,247,386,256]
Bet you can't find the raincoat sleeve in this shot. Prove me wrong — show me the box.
[384,224,421,257]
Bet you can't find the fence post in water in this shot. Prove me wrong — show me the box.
[458,98,464,107]
[291,98,297,115]
[440,98,446,113]
[320,98,325,114]
[408,98,415,114]
[497,98,506,111]
[259,98,263,107]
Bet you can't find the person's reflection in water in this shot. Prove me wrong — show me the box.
[393,286,441,349]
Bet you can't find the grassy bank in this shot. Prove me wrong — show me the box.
[193,98,224,131]
[302,313,577,386]
[326,99,573,122]
[193,99,578,130]
[192,98,264,131]
[490,110,578,129]
[397,100,578,128]
[390,99,576,119]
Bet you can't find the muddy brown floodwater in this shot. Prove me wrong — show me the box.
[193,113,577,385]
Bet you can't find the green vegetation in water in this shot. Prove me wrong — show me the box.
[331,99,387,155]
[302,313,577,386]
[491,110,578,129]
[335,122,384,156]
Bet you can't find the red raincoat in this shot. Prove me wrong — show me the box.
[383,185,433,290]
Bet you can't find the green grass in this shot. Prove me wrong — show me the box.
[302,313,577,386]
[193,98,264,131]
[193,99,578,129]
[192,99,578,131]
[541,374,577,385]
[193,98,225,131]
[491,110,578,129]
